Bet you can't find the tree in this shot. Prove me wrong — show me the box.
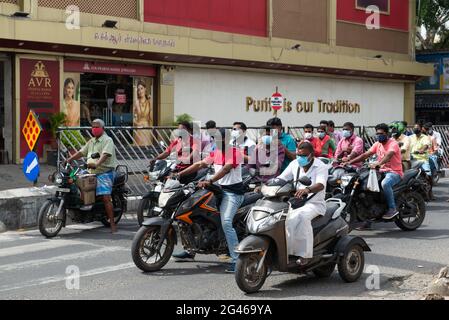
[417,0,449,50]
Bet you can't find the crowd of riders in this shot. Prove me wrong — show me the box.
[76,117,443,273]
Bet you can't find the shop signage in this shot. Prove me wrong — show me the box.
[246,97,361,114]
[64,60,156,77]
[93,31,176,48]
[270,89,283,111]
[20,59,59,158]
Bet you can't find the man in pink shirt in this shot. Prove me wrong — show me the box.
[346,123,403,220]
[334,122,364,167]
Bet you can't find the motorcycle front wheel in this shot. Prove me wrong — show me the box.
[38,199,65,238]
[136,197,157,226]
[131,225,175,272]
[235,253,268,294]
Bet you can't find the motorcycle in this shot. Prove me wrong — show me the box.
[234,176,370,294]
[335,164,426,231]
[38,153,129,238]
[131,171,263,272]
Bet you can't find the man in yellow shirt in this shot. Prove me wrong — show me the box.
[409,122,433,199]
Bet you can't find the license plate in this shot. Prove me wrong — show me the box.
[56,188,71,193]
[153,207,162,213]
[154,185,162,192]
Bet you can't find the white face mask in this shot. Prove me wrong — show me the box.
[304,132,313,140]
[231,130,241,139]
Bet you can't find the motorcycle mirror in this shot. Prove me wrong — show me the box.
[298,176,312,186]
[91,152,100,159]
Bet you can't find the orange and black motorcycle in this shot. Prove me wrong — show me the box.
[131,177,262,272]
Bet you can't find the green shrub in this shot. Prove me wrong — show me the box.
[48,112,67,138]
[60,130,86,150]
[173,113,193,126]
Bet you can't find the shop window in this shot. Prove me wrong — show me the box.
[38,0,138,19]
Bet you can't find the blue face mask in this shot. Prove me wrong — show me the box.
[376,134,388,143]
[261,135,272,145]
[318,132,326,139]
[297,155,311,167]
[342,130,352,138]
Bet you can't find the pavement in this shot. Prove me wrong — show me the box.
[0,180,448,300]
[0,164,56,191]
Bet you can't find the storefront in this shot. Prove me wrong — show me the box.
[174,67,406,127]
[15,56,158,162]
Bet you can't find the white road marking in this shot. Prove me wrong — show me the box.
[0,263,135,293]
[0,246,128,272]
[0,239,90,258]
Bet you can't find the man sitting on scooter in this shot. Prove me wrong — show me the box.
[150,121,200,184]
[66,119,118,233]
[170,128,245,273]
[277,141,329,266]
[346,123,403,220]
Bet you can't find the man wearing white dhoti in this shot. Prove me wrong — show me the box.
[277,141,328,265]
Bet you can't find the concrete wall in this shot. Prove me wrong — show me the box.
[174,66,405,127]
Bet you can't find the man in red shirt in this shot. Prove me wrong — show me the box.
[151,121,200,184]
[172,128,244,272]
[347,123,403,220]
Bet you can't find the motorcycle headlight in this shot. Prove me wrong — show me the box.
[261,185,281,197]
[158,191,175,208]
[340,175,353,188]
[55,173,63,184]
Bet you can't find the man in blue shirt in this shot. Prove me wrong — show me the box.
[266,117,297,171]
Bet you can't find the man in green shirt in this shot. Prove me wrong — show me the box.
[67,119,118,233]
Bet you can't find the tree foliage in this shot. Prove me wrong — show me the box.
[417,0,449,50]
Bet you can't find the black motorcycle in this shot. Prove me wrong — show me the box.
[335,165,426,231]
[38,153,128,238]
[131,175,262,272]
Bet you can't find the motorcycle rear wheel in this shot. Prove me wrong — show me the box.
[131,226,175,272]
[235,253,268,294]
[101,194,124,227]
[395,192,426,231]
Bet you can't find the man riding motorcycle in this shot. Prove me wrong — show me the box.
[66,119,118,233]
[276,141,329,266]
[170,128,246,273]
[150,121,200,184]
[346,123,403,221]
[389,121,411,171]
[334,122,364,167]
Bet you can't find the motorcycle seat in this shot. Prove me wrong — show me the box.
[393,169,418,190]
[311,202,339,232]
[240,192,263,208]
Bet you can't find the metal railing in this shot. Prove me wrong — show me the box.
[57,125,449,196]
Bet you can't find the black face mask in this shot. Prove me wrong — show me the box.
[413,128,422,135]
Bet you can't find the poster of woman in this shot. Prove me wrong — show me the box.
[133,78,153,146]
[62,75,80,127]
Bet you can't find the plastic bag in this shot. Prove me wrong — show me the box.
[367,169,380,192]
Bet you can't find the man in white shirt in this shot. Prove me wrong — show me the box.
[277,141,328,265]
[232,122,256,164]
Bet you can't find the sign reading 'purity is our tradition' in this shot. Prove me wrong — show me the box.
[246,96,361,115]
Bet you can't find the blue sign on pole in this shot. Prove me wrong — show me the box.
[23,152,40,182]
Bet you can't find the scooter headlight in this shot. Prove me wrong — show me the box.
[340,175,353,188]
[247,208,283,234]
[55,173,63,184]
[158,191,175,208]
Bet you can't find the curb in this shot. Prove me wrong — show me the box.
[0,187,141,231]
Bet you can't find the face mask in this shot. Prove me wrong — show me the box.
[297,155,311,167]
[304,133,313,140]
[376,134,388,143]
[92,127,104,138]
[261,135,272,145]
[231,129,241,139]
[318,132,326,139]
[413,128,422,135]
[428,129,433,135]
[342,130,352,138]
[172,129,182,138]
